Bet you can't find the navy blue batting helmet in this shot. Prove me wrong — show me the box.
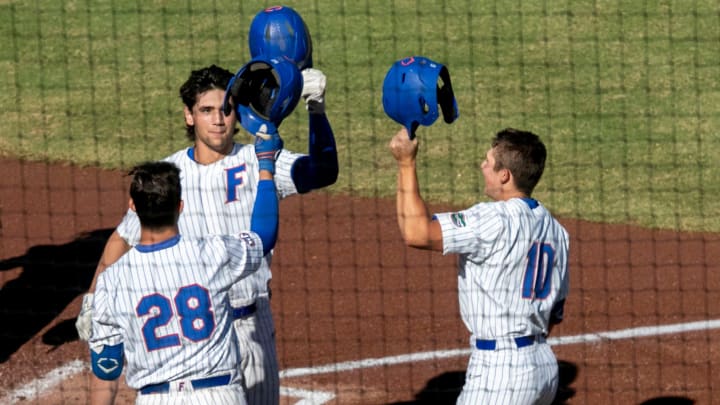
[249,5,313,70]
[382,56,459,138]
[222,56,304,136]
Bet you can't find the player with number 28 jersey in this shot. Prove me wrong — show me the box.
[90,232,265,391]
[88,153,282,404]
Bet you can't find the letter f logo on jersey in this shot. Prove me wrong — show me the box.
[226,165,247,203]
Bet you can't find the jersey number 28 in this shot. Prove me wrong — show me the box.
[136,285,216,351]
[522,242,555,299]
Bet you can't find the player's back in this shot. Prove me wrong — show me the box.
[94,235,259,389]
[457,198,569,338]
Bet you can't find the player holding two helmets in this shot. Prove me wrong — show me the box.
[79,5,337,405]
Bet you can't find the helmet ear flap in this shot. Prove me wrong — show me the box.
[437,66,459,124]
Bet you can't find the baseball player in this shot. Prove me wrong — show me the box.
[79,50,336,405]
[388,127,570,405]
[89,134,281,404]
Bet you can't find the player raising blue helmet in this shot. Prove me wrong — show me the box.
[249,5,313,70]
[222,55,304,137]
[382,56,459,139]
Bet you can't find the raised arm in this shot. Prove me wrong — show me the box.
[251,130,282,255]
[389,128,444,251]
[291,68,339,193]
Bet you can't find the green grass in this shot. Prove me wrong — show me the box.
[2,0,720,232]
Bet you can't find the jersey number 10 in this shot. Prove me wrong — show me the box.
[522,242,555,299]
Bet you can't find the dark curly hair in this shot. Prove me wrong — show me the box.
[179,64,237,141]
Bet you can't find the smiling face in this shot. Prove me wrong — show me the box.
[184,89,237,162]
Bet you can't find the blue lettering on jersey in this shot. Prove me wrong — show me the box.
[137,286,216,351]
[137,293,181,351]
[175,284,215,342]
[522,242,555,299]
[226,164,247,203]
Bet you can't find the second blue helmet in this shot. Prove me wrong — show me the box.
[249,5,313,70]
[382,56,459,138]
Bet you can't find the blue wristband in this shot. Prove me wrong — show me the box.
[257,158,276,174]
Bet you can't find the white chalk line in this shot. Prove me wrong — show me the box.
[1,359,86,404]
[3,319,720,404]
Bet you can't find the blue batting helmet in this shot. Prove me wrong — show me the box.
[222,56,304,136]
[382,56,459,138]
[249,5,313,70]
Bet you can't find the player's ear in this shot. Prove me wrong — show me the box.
[178,200,184,214]
[500,168,512,185]
[129,198,136,212]
[184,106,194,127]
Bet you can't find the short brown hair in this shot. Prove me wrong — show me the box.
[129,161,181,229]
[491,128,547,195]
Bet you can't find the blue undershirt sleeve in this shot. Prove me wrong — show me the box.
[250,179,279,256]
[291,113,339,193]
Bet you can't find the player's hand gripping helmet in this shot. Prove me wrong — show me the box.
[249,5,313,70]
[222,55,304,136]
[382,56,459,139]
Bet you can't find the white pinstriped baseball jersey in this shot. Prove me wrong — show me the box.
[436,197,569,405]
[117,143,301,307]
[436,198,569,340]
[89,232,264,390]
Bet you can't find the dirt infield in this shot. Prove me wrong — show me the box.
[1,157,719,404]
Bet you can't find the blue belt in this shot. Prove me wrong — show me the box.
[231,302,257,319]
[475,335,538,351]
[139,374,231,395]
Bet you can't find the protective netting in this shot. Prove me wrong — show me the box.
[1,1,719,403]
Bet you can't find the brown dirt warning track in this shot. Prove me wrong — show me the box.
[1,157,719,404]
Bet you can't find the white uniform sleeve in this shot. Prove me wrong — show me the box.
[273,148,302,198]
[223,232,266,280]
[116,209,141,246]
[435,204,504,258]
[88,271,123,352]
